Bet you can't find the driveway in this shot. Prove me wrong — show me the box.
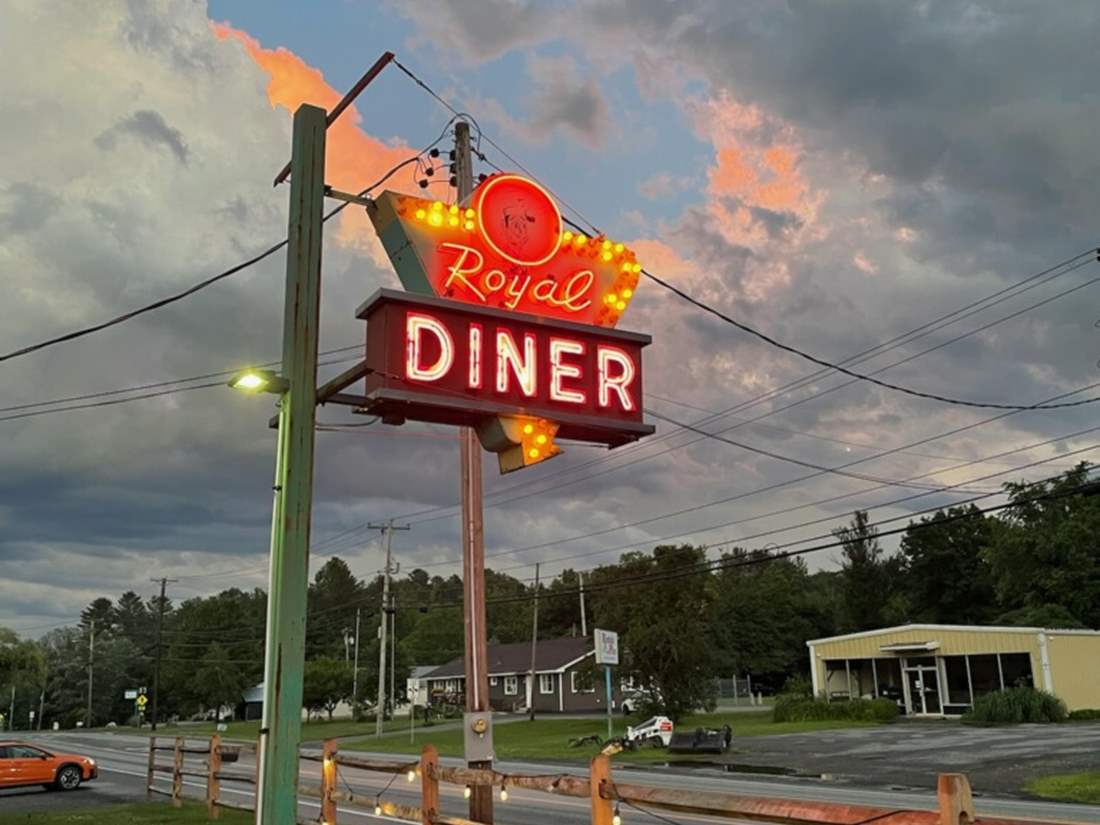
[722,720,1100,797]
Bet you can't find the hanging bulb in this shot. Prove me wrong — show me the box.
[499,785,508,801]
[463,785,473,799]
[374,796,383,816]
[612,802,622,825]
[407,769,416,783]
[478,173,488,183]
[418,179,429,189]
[429,148,440,158]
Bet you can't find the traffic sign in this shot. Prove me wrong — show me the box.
[124,689,138,700]
[136,694,148,707]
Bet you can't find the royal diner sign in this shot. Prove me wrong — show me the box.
[360,173,654,470]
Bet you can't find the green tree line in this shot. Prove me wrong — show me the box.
[3,464,1096,727]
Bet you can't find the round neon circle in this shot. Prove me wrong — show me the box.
[474,174,562,267]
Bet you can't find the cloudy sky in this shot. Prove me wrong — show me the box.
[3,0,1100,634]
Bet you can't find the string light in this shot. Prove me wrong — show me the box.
[464,785,473,799]
[613,802,622,825]
[499,784,509,801]
[406,769,416,783]
[374,794,382,816]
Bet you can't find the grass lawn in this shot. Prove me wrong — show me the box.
[1025,772,1100,804]
[9,801,251,824]
[341,710,884,764]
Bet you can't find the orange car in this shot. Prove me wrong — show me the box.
[0,741,97,791]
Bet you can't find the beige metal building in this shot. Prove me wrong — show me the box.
[807,624,1100,716]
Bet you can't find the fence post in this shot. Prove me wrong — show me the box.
[147,736,156,799]
[420,745,439,825]
[590,753,613,825]
[322,738,338,825]
[938,773,975,825]
[207,734,222,820]
[172,737,184,808]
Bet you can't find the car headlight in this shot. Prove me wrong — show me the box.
[87,759,96,766]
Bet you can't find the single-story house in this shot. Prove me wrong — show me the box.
[807,623,1100,716]
[405,665,438,710]
[424,636,619,713]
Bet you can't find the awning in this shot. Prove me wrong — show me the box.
[879,641,939,653]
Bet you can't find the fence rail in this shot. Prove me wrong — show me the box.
[147,735,1085,825]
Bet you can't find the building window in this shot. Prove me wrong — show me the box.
[942,656,972,707]
[489,677,498,687]
[571,671,595,694]
[1000,653,1034,689]
[968,654,1000,697]
[539,674,555,694]
[503,676,518,695]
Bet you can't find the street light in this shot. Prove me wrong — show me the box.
[228,368,289,394]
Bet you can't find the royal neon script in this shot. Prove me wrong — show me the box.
[404,311,637,412]
[440,243,594,314]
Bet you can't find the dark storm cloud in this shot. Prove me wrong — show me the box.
[95,109,190,164]
[0,183,61,236]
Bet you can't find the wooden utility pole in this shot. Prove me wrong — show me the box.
[351,607,362,719]
[528,563,540,722]
[150,576,177,731]
[255,103,326,825]
[455,120,493,824]
[369,519,409,736]
[579,572,588,637]
[85,619,94,729]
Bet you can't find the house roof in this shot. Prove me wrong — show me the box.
[807,623,1100,646]
[425,637,592,679]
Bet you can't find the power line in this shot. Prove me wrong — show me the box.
[0,116,460,366]
[389,54,1100,412]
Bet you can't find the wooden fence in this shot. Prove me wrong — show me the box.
[148,736,1082,825]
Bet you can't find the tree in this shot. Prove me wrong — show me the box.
[900,505,996,624]
[985,464,1100,627]
[308,558,365,659]
[834,511,894,631]
[710,550,820,680]
[303,658,353,720]
[194,643,247,720]
[115,591,152,648]
[590,545,717,721]
[80,598,116,633]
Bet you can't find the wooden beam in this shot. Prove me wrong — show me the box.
[317,361,371,403]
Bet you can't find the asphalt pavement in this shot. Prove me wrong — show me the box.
[2,730,1099,824]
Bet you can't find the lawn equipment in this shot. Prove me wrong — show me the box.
[624,716,674,749]
[667,724,732,754]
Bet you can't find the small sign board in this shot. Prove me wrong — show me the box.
[594,628,619,666]
[124,689,138,700]
[136,694,148,708]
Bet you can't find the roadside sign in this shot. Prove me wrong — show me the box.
[124,689,138,700]
[594,628,619,665]
[136,694,148,708]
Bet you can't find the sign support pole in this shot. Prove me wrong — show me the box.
[255,103,326,825]
[605,665,613,742]
[455,120,493,825]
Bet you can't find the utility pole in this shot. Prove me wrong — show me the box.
[369,520,409,736]
[351,607,361,720]
[8,686,14,732]
[150,577,177,732]
[85,619,94,729]
[389,592,397,716]
[255,103,326,825]
[455,120,493,825]
[579,572,588,637]
[528,563,540,722]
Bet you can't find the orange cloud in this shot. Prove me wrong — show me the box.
[212,23,411,257]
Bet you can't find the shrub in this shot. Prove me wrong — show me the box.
[779,675,813,698]
[964,687,1066,724]
[1068,708,1100,721]
[773,696,898,723]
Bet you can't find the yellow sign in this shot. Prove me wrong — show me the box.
[136,695,148,707]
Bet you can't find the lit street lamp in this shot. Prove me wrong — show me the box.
[228,368,289,394]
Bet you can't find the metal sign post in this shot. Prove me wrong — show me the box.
[594,628,619,742]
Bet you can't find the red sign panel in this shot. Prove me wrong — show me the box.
[357,290,654,447]
[368,174,643,328]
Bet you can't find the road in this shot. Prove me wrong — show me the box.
[2,730,1099,824]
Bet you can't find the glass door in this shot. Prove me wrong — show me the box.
[904,666,941,715]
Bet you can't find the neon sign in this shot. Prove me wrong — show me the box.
[358,290,652,448]
[368,174,643,328]
[365,172,653,471]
